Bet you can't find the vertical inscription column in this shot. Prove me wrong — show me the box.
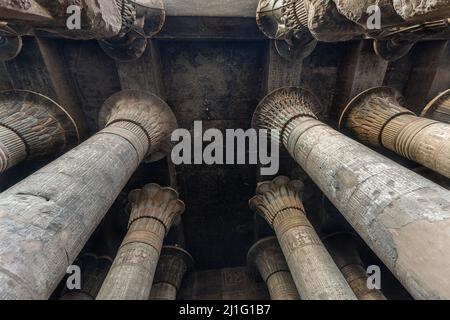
[97,184,185,300]
[250,176,357,300]
[247,236,300,300]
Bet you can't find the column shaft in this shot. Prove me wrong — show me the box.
[97,185,184,300]
[340,87,450,179]
[274,210,356,300]
[0,90,177,299]
[253,87,450,299]
[250,177,357,300]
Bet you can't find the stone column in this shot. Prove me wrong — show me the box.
[256,0,450,41]
[247,236,300,300]
[0,90,79,173]
[421,89,450,124]
[339,87,450,179]
[322,233,386,300]
[97,185,184,300]
[0,1,166,61]
[0,0,123,39]
[149,246,194,300]
[252,87,450,299]
[60,254,112,300]
[255,1,449,60]
[249,176,357,300]
[0,90,177,300]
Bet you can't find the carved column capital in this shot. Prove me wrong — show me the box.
[252,87,322,146]
[421,89,450,124]
[0,0,123,38]
[256,0,309,40]
[248,237,289,281]
[255,0,450,61]
[149,246,194,300]
[340,86,450,179]
[322,233,386,300]
[250,176,306,231]
[99,90,177,162]
[339,87,414,147]
[0,90,79,172]
[247,236,300,300]
[126,184,185,240]
[0,1,166,61]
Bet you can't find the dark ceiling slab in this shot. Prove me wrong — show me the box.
[160,40,264,269]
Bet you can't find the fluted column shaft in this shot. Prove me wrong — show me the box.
[250,177,357,300]
[97,185,184,300]
[323,233,386,300]
[149,246,193,300]
[253,87,450,299]
[247,237,300,300]
[0,90,78,173]
[0,90,177,300]
[340,87,450,179]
